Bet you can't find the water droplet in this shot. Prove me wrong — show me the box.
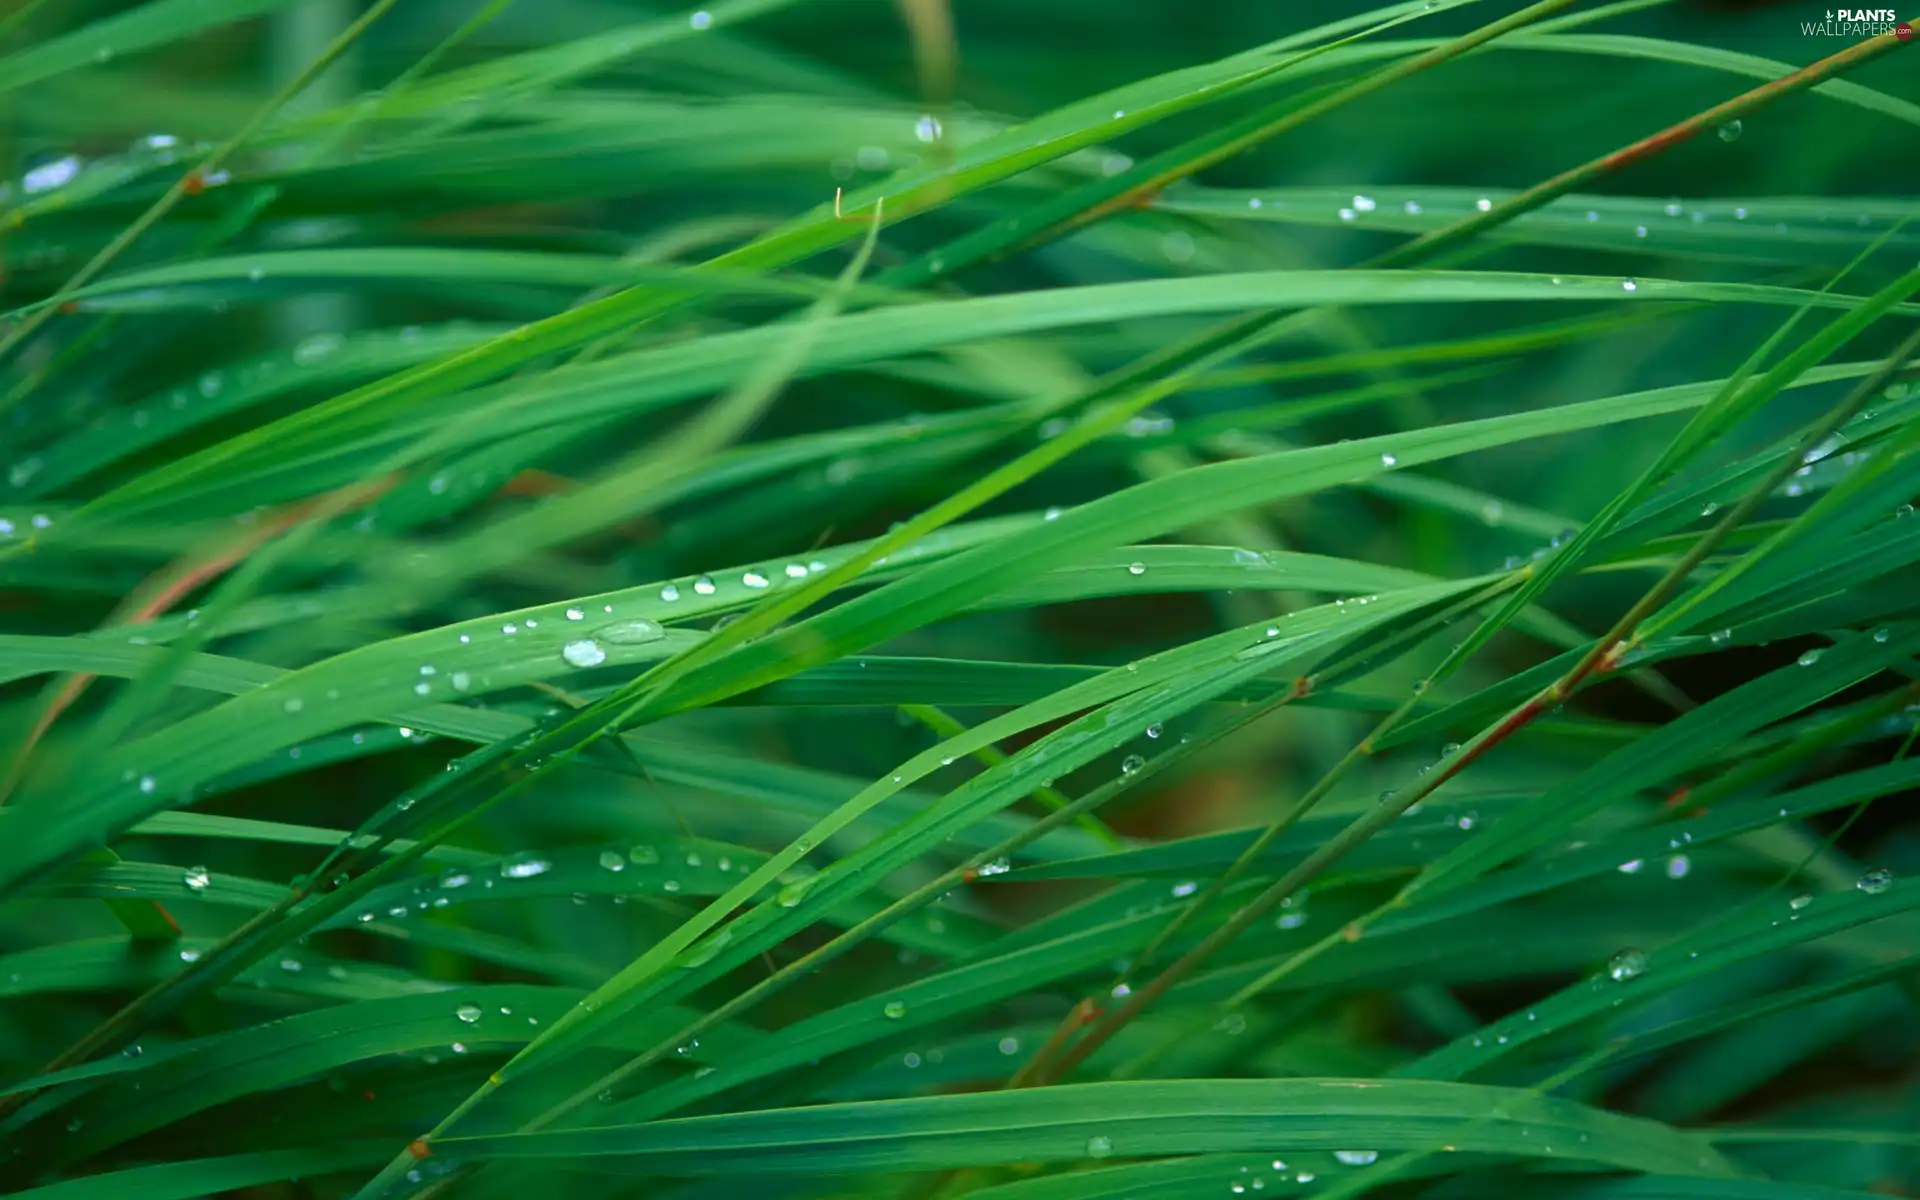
[599,850,626,872]
[597,618,664,645]
[1873,628,1891,643]
[1085,1136,1114,1158]
[629,843,660,865]
[1127,561,1146,576]
[998,1036,1020,1054]
[1666,855,1690,879]
[1858,867,1895,894]
[501,855,551,879]
[23,155,81,195]
[1798,648,1824,666]
[182,865,210,892]
[1790,892,1814,910]
[1145,724,1163,739]
[1352,194,1376,212]
[561,639,607,668]
[689,9,712,28]
[660,582,681,602]
[914,114,942,143]
[1718,119,1742,142]
[1475,197,1492,212]
[1606,948,1647,981]
[1709,629,1732,646]
[1120,754,1146,775]
[1170,880,1198,898]
[138,775,156,794]
[1617,859,1643,875]
[1621,279,1638,292]
[883,999,908,1019]
[453,1002,483,1024]
[1335,1151,1379,1166]
[742,570,770,588]
[693,575,717,595]
[1380,452,1397,467]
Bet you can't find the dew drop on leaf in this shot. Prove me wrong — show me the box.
[1606,948,1647,981]
[501,855,551,879]
[1858,867,1895,894]
[596,619,663,645]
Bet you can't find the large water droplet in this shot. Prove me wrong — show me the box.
[562,639,607,668]
[1334,1150,1379,1166]
[1606,948,1647,981]
[1085,1135,1114,1158]
[597,618,664,645]
[1789,892,1814,910]
[1797,648,1824,667]
[182,865,210,892]
[599,850,625,872]
[455,1003,483,1024]
[883,999,908,1019]
[1717,118,1743,142]
[1857,867,1895,894]
[1120,754,1146,775]
[501,855,551,880]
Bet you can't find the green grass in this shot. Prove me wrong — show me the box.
[0,0,1918,1197]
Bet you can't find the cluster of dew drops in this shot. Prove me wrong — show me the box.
[1598,867,1896,990]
